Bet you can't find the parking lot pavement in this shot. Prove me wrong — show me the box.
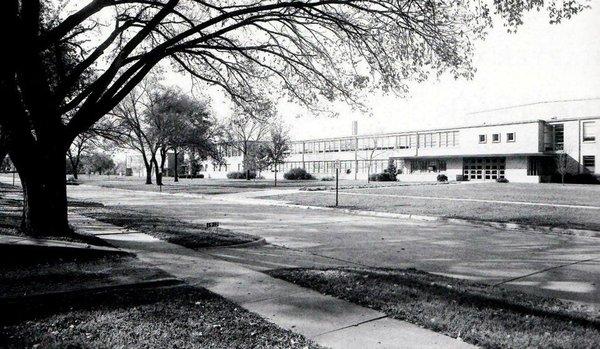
[66,184,600,307]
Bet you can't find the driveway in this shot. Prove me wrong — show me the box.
[65,184,600,307]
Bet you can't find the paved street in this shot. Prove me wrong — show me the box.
[64,183,600,308]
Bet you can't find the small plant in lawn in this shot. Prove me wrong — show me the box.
[284,168,315,180]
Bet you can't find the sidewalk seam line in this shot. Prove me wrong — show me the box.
[314,315,389,338]
[492,257,600,287]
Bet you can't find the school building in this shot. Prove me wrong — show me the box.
[196,100,600,183]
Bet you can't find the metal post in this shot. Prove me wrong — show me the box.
[335,168,339,207]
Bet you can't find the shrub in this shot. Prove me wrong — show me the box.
[321,176,335,181]
[564,173,600,184]
[227,171,244,179]
[284,167,315,180]
[227,171,256,179]
[437,174,448,182]
[385,161,398,181]
[549,173,600,184]
[496,177,509,183]
[369,172,395,182]
[456,174,468,182]
[181,173,204,179]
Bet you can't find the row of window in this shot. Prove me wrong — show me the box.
[409,160,447,173]
[553,122,596,151]
[203,155,597,175]
[218,121,597,158]
[479,132,515,144]
[288,131,460,155]
[283,160,390,174]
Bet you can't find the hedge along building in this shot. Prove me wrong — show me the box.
[198,100,599,183]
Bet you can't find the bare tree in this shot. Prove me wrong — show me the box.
[111,80,163,185]
[0,0,588,236]
[223,106,271,178]
[257,121,291,187]
[66,132,95,179]
[555,147,575,184]
[357,137,388,182]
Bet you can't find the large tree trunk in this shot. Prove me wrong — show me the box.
[13,145,70,237]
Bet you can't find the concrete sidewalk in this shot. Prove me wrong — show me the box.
[69,213,473,349]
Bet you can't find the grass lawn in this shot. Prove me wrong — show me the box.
[266,182,600,231]
[76,205,262,249]
[0,253,318,349]
[346,182,600,207]
[269,267,600,348]
[78,174,342,195]
[0,285,318,349]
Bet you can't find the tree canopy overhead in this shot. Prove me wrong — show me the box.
[12,0,592,142]
[0,0,588,236]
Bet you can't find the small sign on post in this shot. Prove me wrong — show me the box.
[334,160,341,207]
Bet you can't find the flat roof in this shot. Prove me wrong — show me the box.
[291,115,600,144]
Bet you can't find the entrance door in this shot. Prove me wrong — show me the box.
[463,157,506,181]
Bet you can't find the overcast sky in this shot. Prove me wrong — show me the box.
[171,4,600,140]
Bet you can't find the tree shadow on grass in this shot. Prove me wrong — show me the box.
[0,284,316,349]
[269,267,600,348]
[0,285,209,347]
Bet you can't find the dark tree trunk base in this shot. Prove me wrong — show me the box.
[16,148,70,237]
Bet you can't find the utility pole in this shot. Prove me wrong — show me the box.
[335,159,340,207]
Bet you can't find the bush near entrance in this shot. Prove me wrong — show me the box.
[284,168,315,180]
[227,171,257,180]
[437,174,448,182]
[551,173,600,184]
[369,172,396,182]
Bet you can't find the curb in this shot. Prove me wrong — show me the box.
[217,237,267,249]
[0,277,183,304]
[266,201,600,239]
[0,237,131,256]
